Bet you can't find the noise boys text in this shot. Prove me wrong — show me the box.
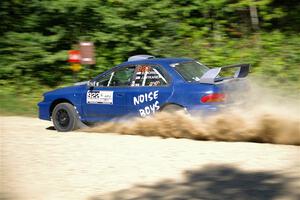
[133,90,160,117]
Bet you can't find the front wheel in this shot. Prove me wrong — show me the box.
[52,103,81,132]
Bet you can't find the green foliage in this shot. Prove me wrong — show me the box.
[0,92,39,116]
[0,0,299,115]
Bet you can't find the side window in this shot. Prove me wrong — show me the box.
[132,65,149,86]
[94,73,112,87]
[132,65,168,87]
[93,66,135,87]
[109,66,135,87]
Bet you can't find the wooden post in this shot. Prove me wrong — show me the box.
[250,4,259,31]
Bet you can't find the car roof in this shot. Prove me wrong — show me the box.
[92,57,194,81]
[119,57,194,66]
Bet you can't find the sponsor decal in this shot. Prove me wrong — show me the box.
[87,90,113,104]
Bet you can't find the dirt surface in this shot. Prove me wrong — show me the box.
[1,116,300,200]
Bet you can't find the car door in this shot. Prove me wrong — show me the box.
[126,64,173,117]
[81,66,136,122]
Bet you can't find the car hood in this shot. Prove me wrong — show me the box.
[43,85,85,97]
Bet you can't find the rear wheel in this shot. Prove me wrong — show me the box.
[161,104,185,113]
[52,103,81,132]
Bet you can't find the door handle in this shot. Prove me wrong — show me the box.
[116,93,124,97]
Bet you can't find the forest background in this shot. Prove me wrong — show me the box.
[0,0,299,115]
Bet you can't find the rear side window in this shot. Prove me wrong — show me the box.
[131,65,168,87]
[172,61,209,82]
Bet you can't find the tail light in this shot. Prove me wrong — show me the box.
[201,93,226,103]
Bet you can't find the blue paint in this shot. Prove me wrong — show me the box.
[38,57,248,123]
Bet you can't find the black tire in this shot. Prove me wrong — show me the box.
[161,104,185,113]
[52,103,81,132]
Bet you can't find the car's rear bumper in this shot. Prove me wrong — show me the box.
[186,104,224,116]
[38,101,51,121]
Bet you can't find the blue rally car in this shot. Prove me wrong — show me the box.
[38,55,250,131]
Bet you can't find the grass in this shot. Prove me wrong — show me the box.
[0,91,43,117]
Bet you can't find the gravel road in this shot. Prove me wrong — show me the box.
[1,116,299,200]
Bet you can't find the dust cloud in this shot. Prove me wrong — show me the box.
[83,80,300,145]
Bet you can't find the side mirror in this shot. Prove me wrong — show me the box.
[87,81,96,87]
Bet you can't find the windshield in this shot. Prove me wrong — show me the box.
[172,61,209,82]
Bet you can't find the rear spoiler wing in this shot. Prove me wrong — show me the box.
[198,63,250,84]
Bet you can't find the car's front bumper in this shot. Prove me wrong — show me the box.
[38,101,51,120]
